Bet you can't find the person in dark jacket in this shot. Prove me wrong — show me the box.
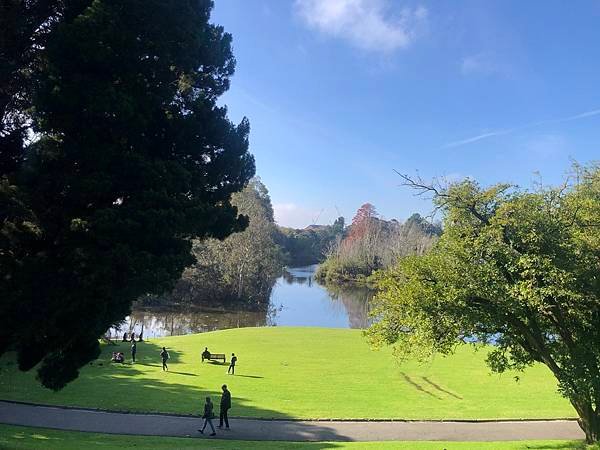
[198,397,216,436]
[131,340,137,363]
[227,353,237,375]
[160,347,169,371]
[201,347,211,362]
[218,384,231,429]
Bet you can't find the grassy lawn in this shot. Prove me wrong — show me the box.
[0,327,575,420]
[0,425,593,450]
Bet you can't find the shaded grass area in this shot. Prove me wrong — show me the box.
[0,425,594,450]
[0,327,575,419]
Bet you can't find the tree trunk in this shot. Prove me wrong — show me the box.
[573,400,600,444]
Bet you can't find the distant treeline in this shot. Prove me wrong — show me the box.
[275,218,345,266]
[138,191,441,310]
[315,203,442,284]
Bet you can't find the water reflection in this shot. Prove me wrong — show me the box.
[109,265,373,338]
[269,265,373,329]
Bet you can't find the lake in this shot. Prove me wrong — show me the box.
[110,265,374,338]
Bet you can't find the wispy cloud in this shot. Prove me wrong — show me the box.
[294,0,428,53]
[444,130,511,148]
[442,108,600,149]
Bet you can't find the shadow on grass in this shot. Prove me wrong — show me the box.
[421,377,463,400]
[232,374,263,379]
[526,443,595,450]
[0,341,349,446]
[400,373,441,400]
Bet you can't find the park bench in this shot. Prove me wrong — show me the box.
[204,353,226,363]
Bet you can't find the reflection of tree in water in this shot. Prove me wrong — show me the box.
[110,306,272,338]
[109,265,374,336]
[282,265,317,286]
[321,282,374,329]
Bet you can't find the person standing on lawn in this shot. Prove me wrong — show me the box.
[218,384,231,429]
[227,353,237,375]
[131,340,137,363]
[198,396,216,436]
[160,347,169,371]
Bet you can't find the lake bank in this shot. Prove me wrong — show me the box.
[111,265,374,338]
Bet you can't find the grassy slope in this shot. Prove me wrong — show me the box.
[0,425,591,450]
[0,327,574,419]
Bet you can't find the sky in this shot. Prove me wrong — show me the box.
[212,0,600,228]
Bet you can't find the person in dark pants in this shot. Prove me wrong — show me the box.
[131,340,137,363]
[198,397,216,436]
[201,347,211,362]
[160,347,169,371]
[227,353,237,375]
[218,384,231,429]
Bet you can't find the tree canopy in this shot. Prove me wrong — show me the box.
[151,178,284,310]
[368,166,600,443]
[316,204,440,284]
[1,0,254,390]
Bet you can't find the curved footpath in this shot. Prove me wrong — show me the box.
[0,401,584,442]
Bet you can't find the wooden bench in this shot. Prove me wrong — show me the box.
[203,353,226,363]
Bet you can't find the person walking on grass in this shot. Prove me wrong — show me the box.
[218,384,231,429]
[131,340,137,363]
[198,397,216,436]
[160,347,169,371]
[227,353,237,375]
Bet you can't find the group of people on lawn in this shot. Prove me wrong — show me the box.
[111,340,237,376]
[110,341,237,436]
[111,342,237,436]
[201,347,238,374]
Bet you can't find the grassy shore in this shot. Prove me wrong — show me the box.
[0,425,593,450]
[0,327,574,419]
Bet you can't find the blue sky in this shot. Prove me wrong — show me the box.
[213,0,600,228]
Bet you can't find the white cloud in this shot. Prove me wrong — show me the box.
[274,203,322,229]
[295,0,428,53]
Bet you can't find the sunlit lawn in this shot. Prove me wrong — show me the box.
[0,327,575,420]
[0,425,593,450]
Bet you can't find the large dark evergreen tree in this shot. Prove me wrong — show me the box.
[0,0,254,389]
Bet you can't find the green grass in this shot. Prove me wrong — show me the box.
[0,327,575,420]
[0,425,593,450]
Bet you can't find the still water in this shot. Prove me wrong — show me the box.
[111,265,374,338]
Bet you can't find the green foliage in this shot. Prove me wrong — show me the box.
[368,165,600,442]
[151,178,284,310]
[317,208,440,284]
[276,219,345,266]
[0,0,254,390]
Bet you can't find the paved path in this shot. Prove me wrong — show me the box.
[0,401,584,442]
